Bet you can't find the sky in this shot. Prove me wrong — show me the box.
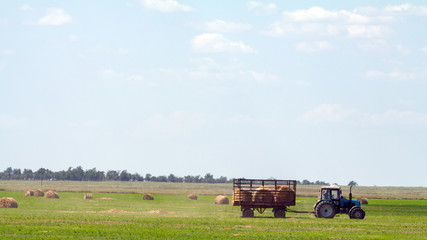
[0,0,426,187]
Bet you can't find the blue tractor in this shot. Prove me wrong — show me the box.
[313,185,365,219]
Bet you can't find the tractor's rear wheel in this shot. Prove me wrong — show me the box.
[315,201,336,218]
[349,207,365,219]
[242,208,254,218]
[274,209,286,218]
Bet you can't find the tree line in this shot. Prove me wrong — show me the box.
[0,166,354,185]
[0,166,231,183]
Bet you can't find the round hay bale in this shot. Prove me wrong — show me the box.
[275,185,296,203]
[0,197,18,208]
[214,195,229,205]
[34,189,44,197]
[359,197,368,205]
[188,194,198,200]
[24,189,34,196]
[253,186,274,203]
[83,193,93,199]
[44,190,59,199]
[143,194,154,200]
[232,189,252,203]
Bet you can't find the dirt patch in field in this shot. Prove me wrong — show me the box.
[102,209,129,213]
[100,197,114,200]
[147,209,173,214]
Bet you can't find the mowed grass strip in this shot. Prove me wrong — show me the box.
[1,190,427,239]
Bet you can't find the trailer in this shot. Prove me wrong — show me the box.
[232,178,297,218]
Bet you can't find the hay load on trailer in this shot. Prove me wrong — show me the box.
[232,178,297,218]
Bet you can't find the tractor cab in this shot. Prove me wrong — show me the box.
[320,185,341,200]
[320,185,341,208]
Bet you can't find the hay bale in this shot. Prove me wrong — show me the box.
[34,189,44,197]
[83,193,93,199]
[275,185,296,203]
[253,186,274,203]
[24,189,34,196]
[359,197,368,205]
[143,194,154,200]
[0,197,18,208]
[102,209,128,213]
[232,189,252,203]
[214,195,229,205]
[44,190,59,199]
[188,194,198,200]
[147,209,170,214]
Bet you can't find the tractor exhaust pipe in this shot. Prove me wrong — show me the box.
[349,185,353,205]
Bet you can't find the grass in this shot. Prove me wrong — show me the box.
[1,186,427,239]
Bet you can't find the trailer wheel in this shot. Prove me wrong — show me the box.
[242,208,254,218]
[349,207,365,219]
[315,201,336,218]
[274,209,286,218]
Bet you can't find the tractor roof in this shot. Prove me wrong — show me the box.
[321,185,341,190]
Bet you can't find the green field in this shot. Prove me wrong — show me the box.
[1,182,427,239]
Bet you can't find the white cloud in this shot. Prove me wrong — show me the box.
[191,33,256,53]
[296,41,333,53]
[38,8,72,26]
[0,19,7,25]
[364,69,416,81]
[138,57,279,86]
[347,25,390,38]
[397,99,416,107]
[358,40,411,54]
[358,39,390,52]
[384,3,427,15]
[368,110,427,125]
[128,74,143,82]
[140,0,193,12]
[298,104,362,124]
[282,7,371,23]
[1,49,15,56]
[68,34,79,42]
[265,5,425,39]
[99,69,158,86]
[248,1,277,15]
[230,114,275,125]
[20,4,33,11]
[136,111,210,138]
[298,104,427,125]
[283,7,340,22]
[385,3,412,12]
[202,20,251,33]
[0,115,28,127]
[296,80,312,87]
[422,46,427,55]
[100,69,121,78]
[0,61,5,71]
[364,70,387,79]
[118,48,129,55]
[90,45,130,56]
[248,71,279,83]
[267,22,342,37]
[395,44,411,54]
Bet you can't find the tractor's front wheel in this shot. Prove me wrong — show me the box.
[349,207,365,219]
[315,201,336,218]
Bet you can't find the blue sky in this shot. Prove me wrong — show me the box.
[1,0,426,186]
